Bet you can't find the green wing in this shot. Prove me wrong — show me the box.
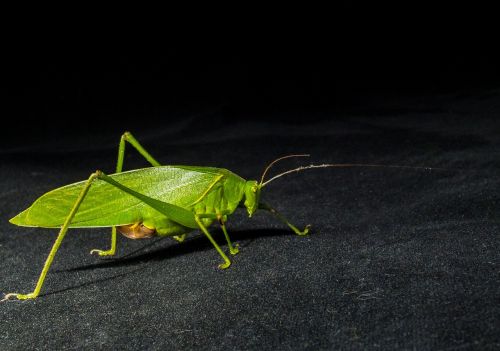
[10,166,224,228]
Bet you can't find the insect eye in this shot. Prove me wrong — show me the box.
[251,186,257,193]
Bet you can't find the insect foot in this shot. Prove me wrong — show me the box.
[1,292,37,302]
[229,243,240,255]
[90,249,116,257]
[218,260,231,269]
[173,234,186,243]
[295,224,311,236]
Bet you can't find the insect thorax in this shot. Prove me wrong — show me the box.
[192,176,246,216]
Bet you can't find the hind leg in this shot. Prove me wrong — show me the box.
[91,132,161,256]
[3,172,101,300]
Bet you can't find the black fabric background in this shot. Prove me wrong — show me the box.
[1,27,500,350]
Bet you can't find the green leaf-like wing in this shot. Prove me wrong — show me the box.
[10,166,224,228]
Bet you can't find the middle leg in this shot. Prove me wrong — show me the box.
[218,215,239,255]
[195,215,232,269]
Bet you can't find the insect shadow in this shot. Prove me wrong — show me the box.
[60,228,291,273]
[38,228,291,298]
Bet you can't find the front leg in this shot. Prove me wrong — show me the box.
[258,202,310,236]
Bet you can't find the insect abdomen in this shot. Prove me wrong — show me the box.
[117,223,156,239]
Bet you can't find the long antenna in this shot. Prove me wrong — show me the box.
[261,163,446,187]
[259,154,310,185]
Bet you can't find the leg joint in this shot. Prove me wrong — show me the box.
[122,131,132,139]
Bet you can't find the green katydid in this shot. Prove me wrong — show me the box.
[2,132,437,301]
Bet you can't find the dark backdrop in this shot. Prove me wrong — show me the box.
[4,30,499,145]
[2,23,500,350]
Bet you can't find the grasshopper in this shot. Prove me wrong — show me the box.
[3,132,314,301]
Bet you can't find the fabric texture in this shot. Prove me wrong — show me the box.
[1,92,499,350]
